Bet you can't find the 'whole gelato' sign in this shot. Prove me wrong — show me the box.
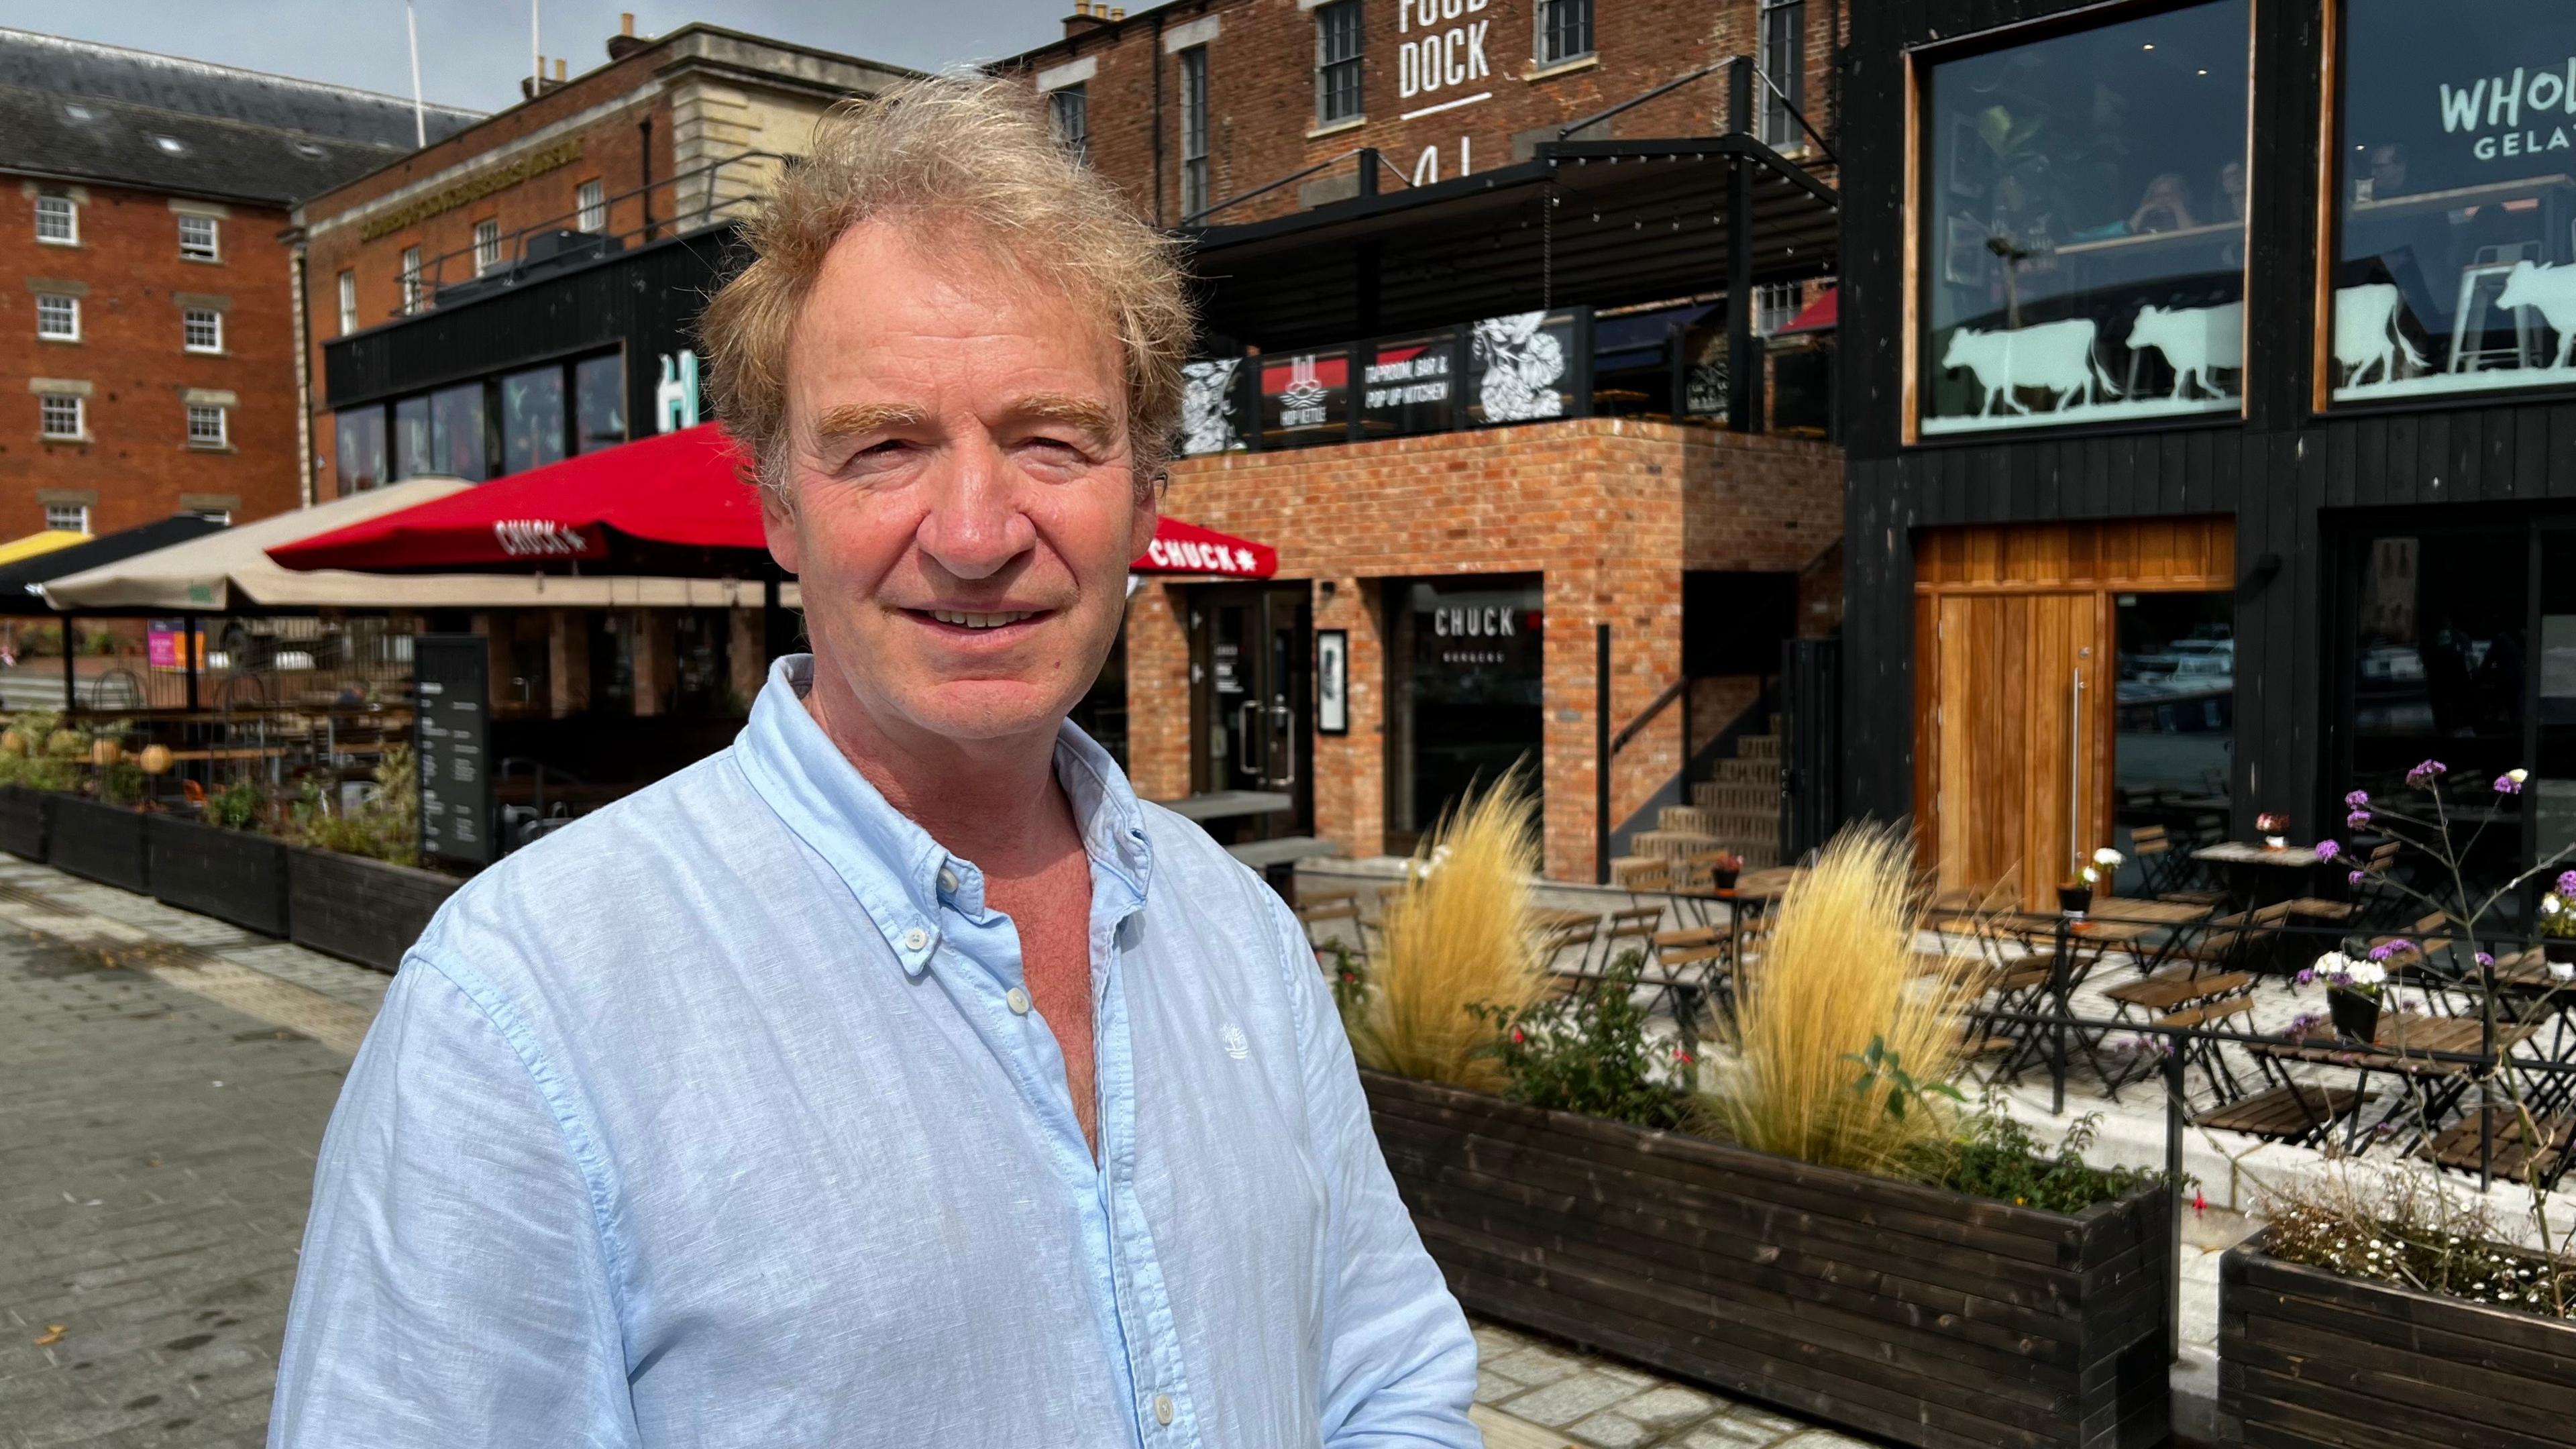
[2441,61,2576,160]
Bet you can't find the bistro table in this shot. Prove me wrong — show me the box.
[1152,790,1293,824]
[2083,896,2218,978]
[2251,1010,2540,1156]
[2193,840,2326,915]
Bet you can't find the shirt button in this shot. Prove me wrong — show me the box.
[902,927,928,953]
[1152,1393,1174,1426]
[1006,986,1031,1015]
[938,867,960,893]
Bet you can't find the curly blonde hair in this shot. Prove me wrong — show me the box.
[700,75,1193,496]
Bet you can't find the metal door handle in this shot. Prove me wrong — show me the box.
[1270,702,1295,786]
[1236,700,1260,775]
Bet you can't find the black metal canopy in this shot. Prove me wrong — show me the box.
[1184,134,1839,354]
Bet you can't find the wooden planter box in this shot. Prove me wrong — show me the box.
[146,814,289,936]
[1363,1071,2171,1449]
[2221,1238,2576,1447]
[0,785,50,861]
[48,796,149,894]
[286,847,458,972]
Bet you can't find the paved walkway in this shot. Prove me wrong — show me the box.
[0,855,1881,1449]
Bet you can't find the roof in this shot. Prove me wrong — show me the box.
[1187,136,1838,351]
[0,27,479,204]
[0,515,227,616]
[0,531,91,569]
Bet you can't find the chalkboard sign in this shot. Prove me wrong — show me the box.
[414,634,492,867]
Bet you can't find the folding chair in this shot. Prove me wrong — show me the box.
[1597,906,1665,974]
[1295,898,1369,968]
[1536,917,1601,994]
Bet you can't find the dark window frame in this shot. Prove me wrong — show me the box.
[1316,0,1365,126]
[1758,0,1807,150]
[1051,83,1089,162]
[1538,0,1594,68]
[1179,46,1212,220]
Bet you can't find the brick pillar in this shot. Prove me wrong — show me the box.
[547,610,590,718]
[633,610,677,717]
[1313,576,1385,862]
[1123,581,1193,803]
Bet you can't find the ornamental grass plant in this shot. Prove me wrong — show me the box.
[1348,773,1550,1091]
[1699,823,1979,1179]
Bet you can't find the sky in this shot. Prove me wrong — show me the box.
[0,1,1070,114]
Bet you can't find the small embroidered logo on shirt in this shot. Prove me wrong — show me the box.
[1219,1023,1249,1060]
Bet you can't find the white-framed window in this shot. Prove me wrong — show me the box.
[1538,0,1593,67]
[474,218,502,274]
[1758,0,1807,150]
[39,395,84,441]
[192,507,231,525]
[185,402,228,448]
[1051,84,1089,162]
[44,502,89,533]
[177,213,219,262]
[183,307,223,353]
[1756,282,1802,336]
[400,246,424,314]
[337,270,358,335]
[36,294,79,341]
[1179,46,1211,220]
[34,194,76,245]
[1316,0,1364,126]
[577,179,606,233]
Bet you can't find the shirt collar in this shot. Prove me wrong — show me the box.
[733,655,1153,976]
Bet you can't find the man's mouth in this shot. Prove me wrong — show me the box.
[911,608,1047,631]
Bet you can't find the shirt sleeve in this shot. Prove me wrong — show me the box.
[1269,896,1481,1448]
[269,958,637,1449]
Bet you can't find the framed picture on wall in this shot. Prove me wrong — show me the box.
[1316,629,1349,735]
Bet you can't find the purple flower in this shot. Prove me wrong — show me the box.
[2369,941,2410,963]
[2477,952,2496,967]
[2349,869,2366,885]
[2296,967,2317,985]
[2347,810,2373,830]
[2316,839,2342,862]
[2407,759,2449,788]
[2559,869,2576,898]
[2497,768,2529,796]
[2345,789,2371,808]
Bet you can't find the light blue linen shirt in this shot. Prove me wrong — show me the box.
[269,655,1477,1448]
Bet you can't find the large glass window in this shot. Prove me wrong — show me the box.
[427,382,487,481]
[1759,0,1807,150]
[1918,1,2251,436]
[1362,333,1458,439]
[334,408,385,495]
[501,365,567,476]
[1385,576,1546,854]
[1538,0,1593,67]
[1179,47,1211,220]
[1258,346,1351,448]
[2330,1,2576,404]
[576,354,625,453]
[1051,84,1089,162]
[2113,591,2235,861]
[392,395,433,480]
[1466,308,1584,425]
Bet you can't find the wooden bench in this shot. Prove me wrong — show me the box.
[2194,1083,2372,1144]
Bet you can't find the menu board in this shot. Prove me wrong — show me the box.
[414,633,493,867]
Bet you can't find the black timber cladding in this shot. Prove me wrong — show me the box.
[321,222,748,436]
[1833,0,2576,839]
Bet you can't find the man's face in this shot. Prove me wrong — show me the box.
[767,221,1155,749]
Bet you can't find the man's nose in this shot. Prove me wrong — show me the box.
[914,439,1036,582]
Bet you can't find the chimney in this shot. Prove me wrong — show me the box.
[608,13,650,61]
[1110,6,1124,15]
[555,57,568,81]
[1064,2,1109,37]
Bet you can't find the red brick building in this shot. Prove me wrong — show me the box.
[0,28,476,538]
[1002,1,1850,881]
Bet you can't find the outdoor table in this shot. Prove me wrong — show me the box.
[2192,841,2322,906]
[1990,916,2157,1102]
[1150,790,1293,824]
[2251,1012,2539,1155]
[2086,896,2217,977]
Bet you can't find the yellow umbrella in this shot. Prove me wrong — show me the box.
[0,530,88,568]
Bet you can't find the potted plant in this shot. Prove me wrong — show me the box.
[2310,947,2387,1043]
[2058,847,2120,916]
[2257,810,2290,849]
[2542,871,2576,973]
[1705,849,1743,892]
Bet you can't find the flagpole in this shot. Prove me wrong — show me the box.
[405,1,425,147]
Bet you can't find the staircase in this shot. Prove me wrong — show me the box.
[1614,715,1784,880]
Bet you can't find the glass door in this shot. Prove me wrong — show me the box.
[1191,584,1313,835]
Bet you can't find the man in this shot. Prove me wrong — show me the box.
[269,78,1478,1447]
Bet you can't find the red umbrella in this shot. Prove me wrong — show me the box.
[269,423,770,578]
[269,422,1279,582]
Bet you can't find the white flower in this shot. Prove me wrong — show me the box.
[2093,847,2124,868]
[2546,894,2566,918]
[2312,950,2353,977]
[2080,865,2100,885]
[2346,959,2388,987]
[2551,959,2575,983]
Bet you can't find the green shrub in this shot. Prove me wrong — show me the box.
[99,760,146,808]
[1917,1092,2162,1213]
[293,747,420,867]
[1470,952,1688,1131]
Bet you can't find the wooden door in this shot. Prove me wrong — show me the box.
[1921,590,2112,912]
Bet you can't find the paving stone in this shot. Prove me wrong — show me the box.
[1475,1369,1524,1405]
[1616,1383,1717,1427]
[1485,1342,1587,1387]
[1682,1416,1799,1449]
[1499,1371,1639,1429]
[1566,1408,1654,1447]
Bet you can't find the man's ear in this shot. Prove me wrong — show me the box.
[1126,478,1161,563]
[760,475,803,578]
